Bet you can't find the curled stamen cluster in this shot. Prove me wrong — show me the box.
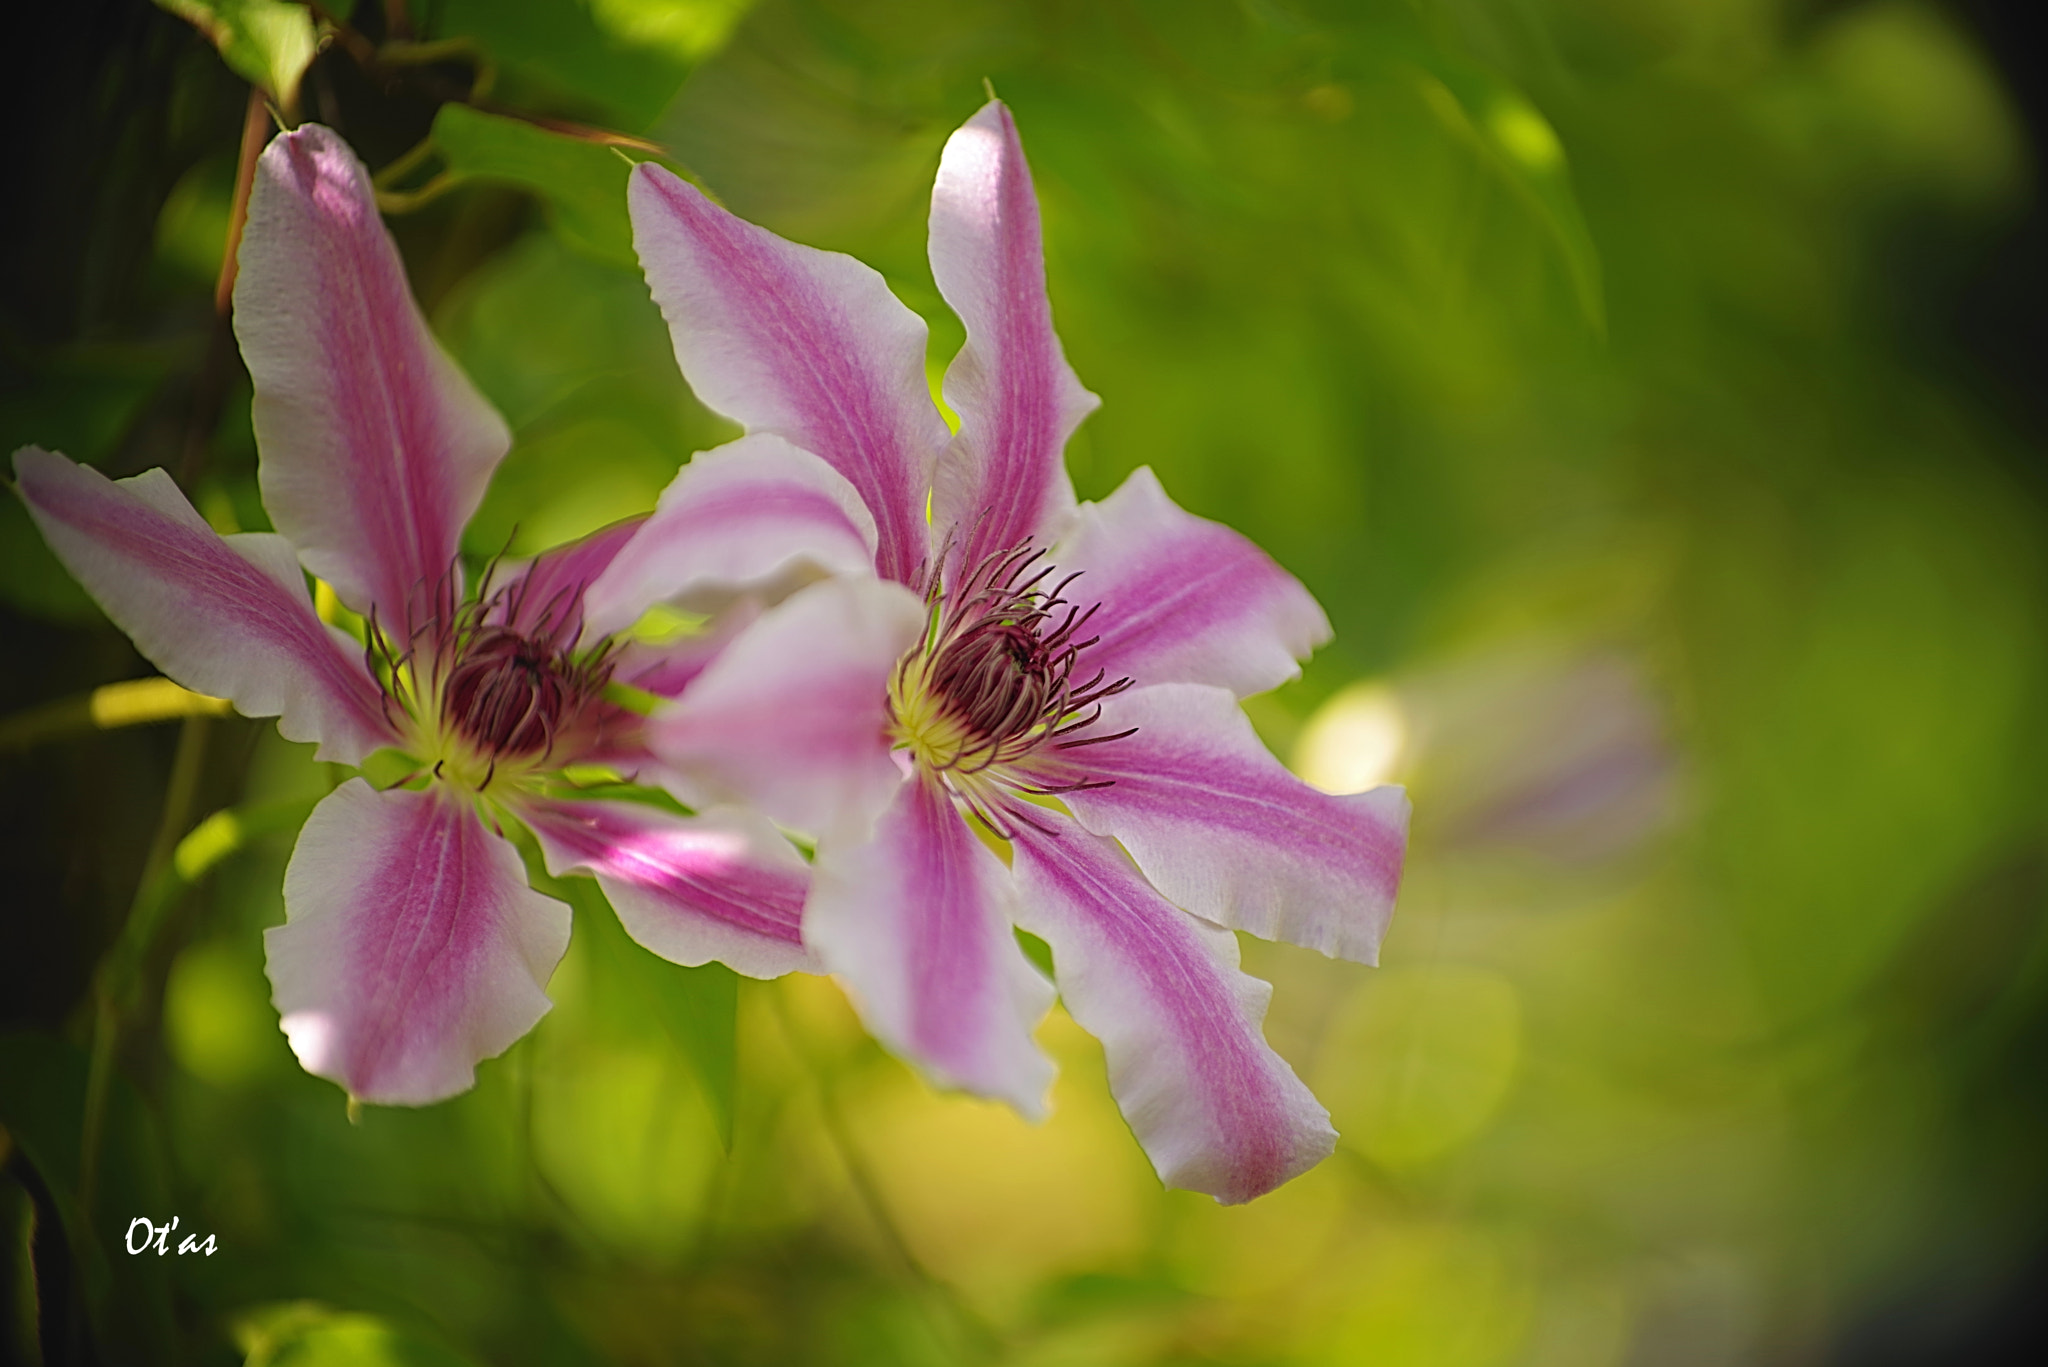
[890,542,1135,831]
[363,555,618,786]
[441,625,592,759]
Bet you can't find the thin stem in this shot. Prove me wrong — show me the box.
[78,715,209,1226]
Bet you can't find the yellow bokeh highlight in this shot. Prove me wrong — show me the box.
[1488,99,1564,173]
[1294,681,1408,794]
[88,677,230,730]
[588,0,758,62]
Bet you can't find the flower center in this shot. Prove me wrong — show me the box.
[888,544,1133,815]
[441,625,586,760]
[367,560,617,791]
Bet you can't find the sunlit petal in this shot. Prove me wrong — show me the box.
[581,434,879,638]
[236,124,510,627]
[266,780,570,1105]
[643,576,924,841]
[928,100,1097,572]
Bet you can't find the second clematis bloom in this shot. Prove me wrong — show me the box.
[601,100,1411,1202]
[14,125,830,1106]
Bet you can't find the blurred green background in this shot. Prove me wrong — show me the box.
[4,0,2046,1363]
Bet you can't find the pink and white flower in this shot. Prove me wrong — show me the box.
[614,100,1411,1202]
[13,125,835,1106]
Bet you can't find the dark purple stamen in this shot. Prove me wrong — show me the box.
[364,554,618,780]
[893,540,1135,835]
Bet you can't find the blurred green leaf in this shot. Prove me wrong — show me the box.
[437,0,742,132]
[544,873,739,1149]
[153,0,317,111]
[237,1302,479,1367]
[1401,57,1605,335]
[431,104,640,268]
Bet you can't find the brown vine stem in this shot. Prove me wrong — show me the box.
[178,83,272,487]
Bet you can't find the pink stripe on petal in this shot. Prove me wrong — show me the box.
[929,100,1097,573]
[266,780,570,1105]
[1041,683,1407,964]
[14,448,395,764]
[1008,806,1335,1204]
[629,166,948,585]
[644,576,924,841]
[489,516,645,645]
[1054,467,1331,698]
[236,124,510,628]
[581,435,878,639]
[808,772,1055,1116]
[522,797,816,980]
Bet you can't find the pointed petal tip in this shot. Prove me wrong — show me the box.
[1008,809,1339,1204]
[15,449,396,764]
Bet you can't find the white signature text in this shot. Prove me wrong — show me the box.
[125,1216,216,1256]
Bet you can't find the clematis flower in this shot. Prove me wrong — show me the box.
[597,100,1411,1202]
[12,124,829,1106]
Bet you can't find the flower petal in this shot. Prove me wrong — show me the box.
[489,516,645,644]
[521,796,816,980]
[629,164,948,585]
[235,124,511,628]
[265,779,570,1105]
[1039,683,1407,964]
[1055,467,1330,697]
[808,772,1055,1116]
[580,435,879,639]
[1007,806,1336,1204]
[643,576,924,840]
[13,448,395,764]
[929,100,1097,573]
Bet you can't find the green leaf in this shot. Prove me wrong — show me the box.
[430,104,641,267]
[152,0,317,111]
[1408,61,1606,335]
